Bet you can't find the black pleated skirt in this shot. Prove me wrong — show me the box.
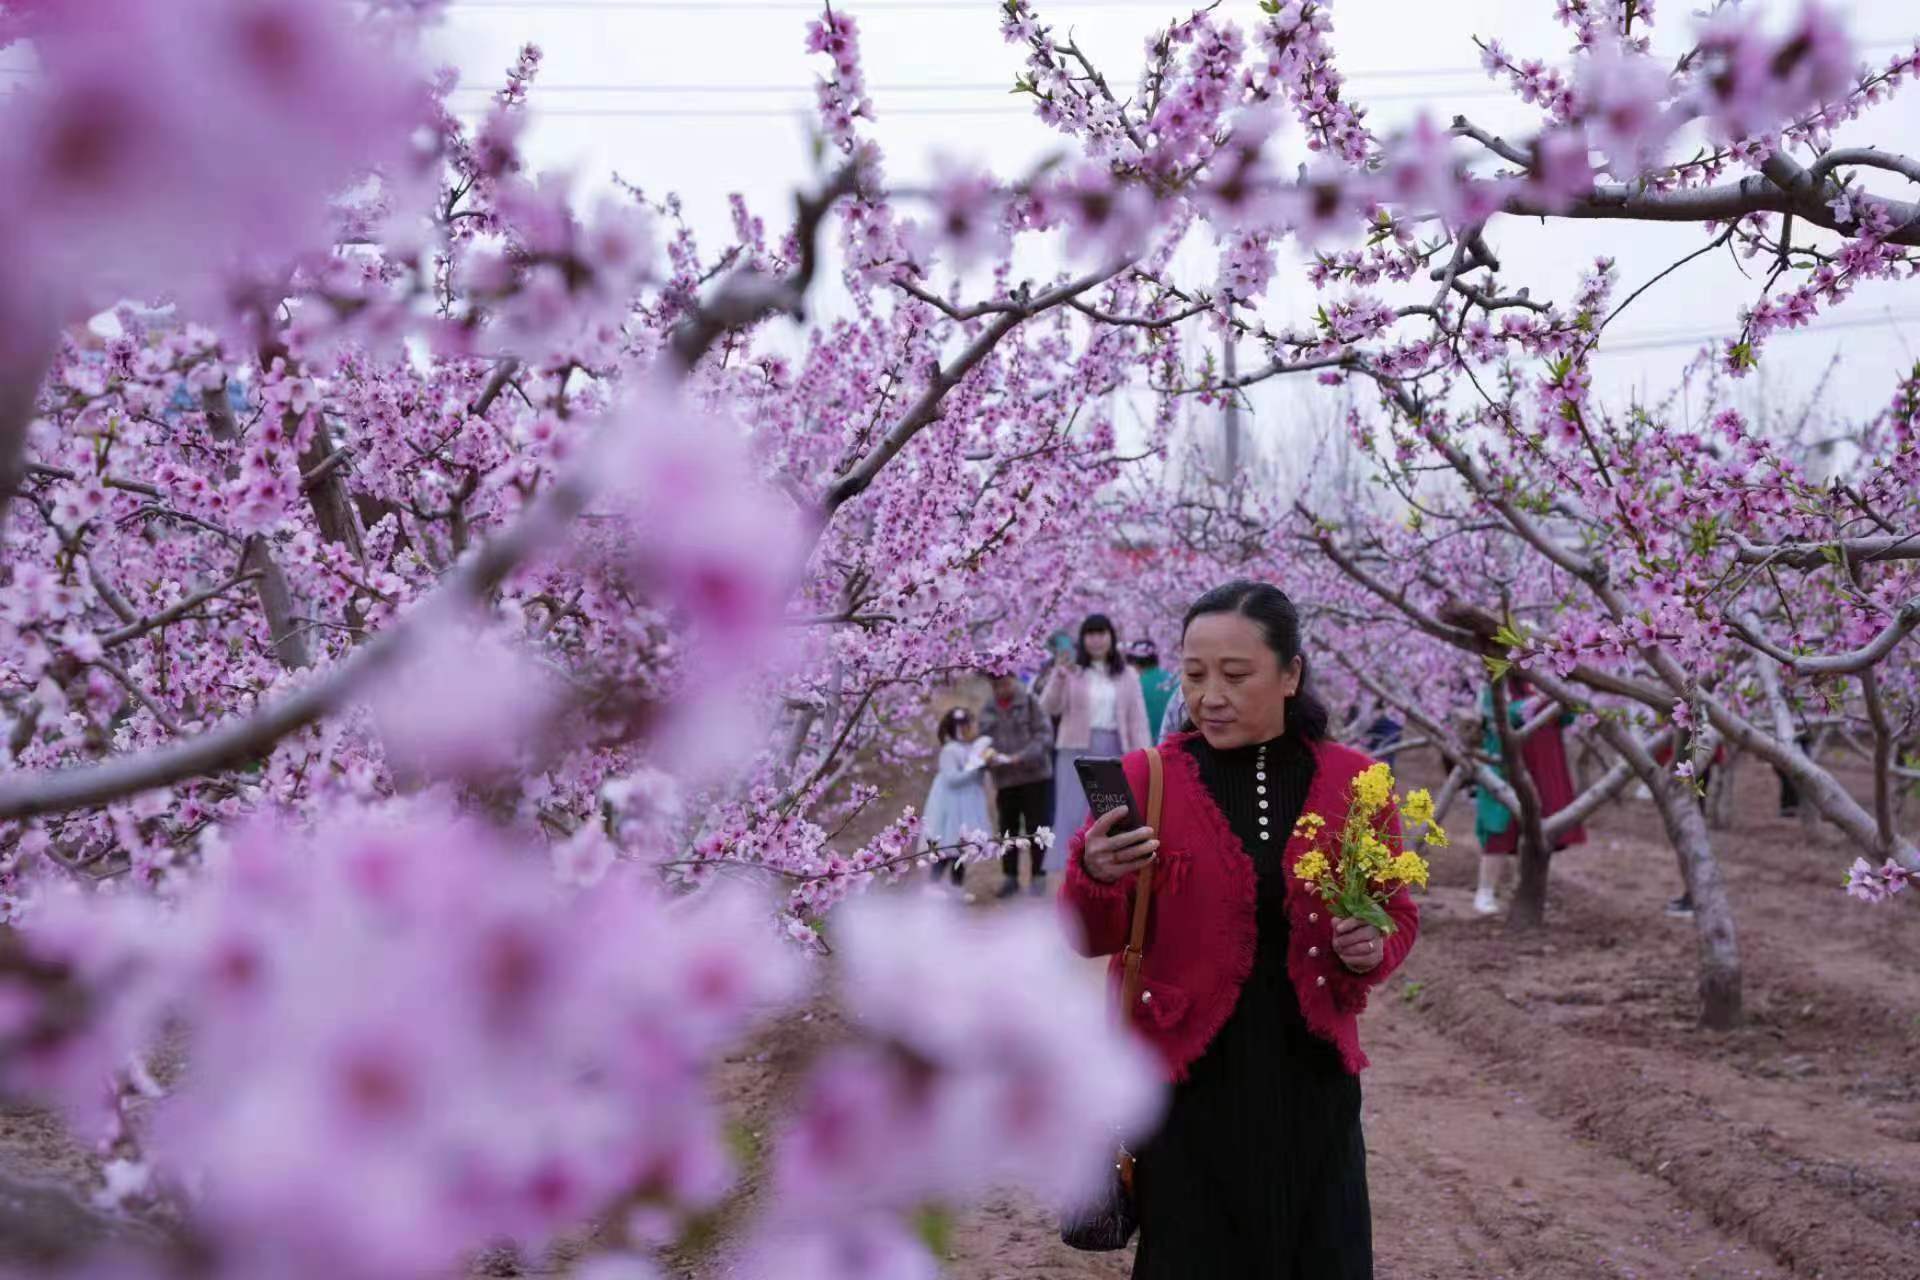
[1130,932,1372,1280]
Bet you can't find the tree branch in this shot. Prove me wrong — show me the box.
[22,462,165,501]
[467,358,523,418]
[87,565,140,626]
[0,440,600,822]
[96,571,263,650]
[1450,116,1530,167]
[1217,352,1355,391]
[1497,162,1920,248]
[669,164,861,371]
[1334,652,1520,815]
[1694,665,1916,867]
[92,656,184,736]
[299,446,353,492]
[1731,531,1920,569]
[822,261,1127,513]
[1806,146,1920,189]
[1068,299,1212,330]
[1728,596,1920,677]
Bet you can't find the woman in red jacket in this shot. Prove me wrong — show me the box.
[1062,580,1417,1280]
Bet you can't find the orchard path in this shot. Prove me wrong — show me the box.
[939,895,1788,1280]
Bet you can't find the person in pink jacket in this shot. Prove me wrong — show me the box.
[1036,612,1152,873]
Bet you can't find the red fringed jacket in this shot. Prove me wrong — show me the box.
[1059,733,1418,1081]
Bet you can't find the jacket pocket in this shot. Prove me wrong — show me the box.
[1131,975,1191,1031]
[1147,843,1192,897]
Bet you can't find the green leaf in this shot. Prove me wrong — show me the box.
[1482,654,1512,681]
[1338,892,1395,934]
[914,1204,955,1256]
[725,1121,762,1166]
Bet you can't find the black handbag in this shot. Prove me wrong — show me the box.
[1059,746,1163,1252]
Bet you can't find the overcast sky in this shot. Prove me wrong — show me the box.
[424,1,1918,433]
[27,1,1918,451]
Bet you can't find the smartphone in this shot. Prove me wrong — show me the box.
[1074,756,1143,835]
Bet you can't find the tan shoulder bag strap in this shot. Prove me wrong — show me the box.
[1118,746,1164,1010]
[1113,747,1163,1198]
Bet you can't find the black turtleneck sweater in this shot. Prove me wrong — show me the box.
[1132,729,1372,1280]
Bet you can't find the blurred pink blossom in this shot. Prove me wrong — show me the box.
[0,0,429,321]
[368,610,561,781]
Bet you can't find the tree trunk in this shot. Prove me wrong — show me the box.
[239,536,312,671]
[0,336,55,542]
[1650,771,1743,1027]
[202,388,313,672]
[1798,799,1824,840]
[1706,747,1738,831]
[297,414,367,566]
[1492,677,1553,932]
[1507,826,1552,930]
[1523,667,1744,1026]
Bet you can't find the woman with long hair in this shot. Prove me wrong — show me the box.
[1061,581,1418,1278]
[1037,612,1152,881]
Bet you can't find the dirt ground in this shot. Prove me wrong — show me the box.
[2,747,1913,1279]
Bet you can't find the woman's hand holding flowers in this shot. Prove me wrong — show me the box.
[1331,916,1385,973]
[1294,764,1444,943]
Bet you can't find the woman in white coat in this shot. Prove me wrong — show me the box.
[1037,613,1151,871]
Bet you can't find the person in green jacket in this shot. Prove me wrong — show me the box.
[1127,638,1180,741]
[1473,675,1586,915]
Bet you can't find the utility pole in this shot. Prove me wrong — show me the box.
[1221,337,1241,484]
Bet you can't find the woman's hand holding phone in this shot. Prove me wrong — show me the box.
[1082,805,1159,884]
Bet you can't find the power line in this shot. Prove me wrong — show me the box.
[451,83,1524,117]
[0,67,1512,93]
[447,0,1211,10]
[1589,308,1919,358]
[439,65,1499,95]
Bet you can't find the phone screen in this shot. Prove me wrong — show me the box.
[1074,757,1141,835]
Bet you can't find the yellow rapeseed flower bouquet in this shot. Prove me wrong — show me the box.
[1291,763,1445,933]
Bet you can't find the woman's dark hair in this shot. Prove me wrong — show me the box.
[1075,612,1127,675]
[1179,580,1330,741]
[937,707,973,743]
